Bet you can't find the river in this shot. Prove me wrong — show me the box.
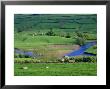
[64,41,97,57]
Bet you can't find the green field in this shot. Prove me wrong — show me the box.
[85,45,97,54]
[15,35,75,49]
[14,63,97,76]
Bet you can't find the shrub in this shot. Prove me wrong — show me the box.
[75,37,86,46]
[14,58,41,63]
[74,56,84,62]
[83,56,92,62]
[74,56,97,63]
[14,53,32,58]
[14,56,97,63]
[14,54,24,58]
[24,55,30,58]
[46,29,55,36]
[65,33,71,38]
[18,54,25,58]
[93,45,97,49]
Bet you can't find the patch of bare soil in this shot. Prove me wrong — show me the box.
[49,44,80,50]
[47,44,80,57]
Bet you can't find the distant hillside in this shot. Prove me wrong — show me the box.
[14,14,97,33]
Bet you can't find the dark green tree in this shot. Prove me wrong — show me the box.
[65,33,71,38]
[46,29,55,36]
[75,31,86,46]
[75,37,86,46]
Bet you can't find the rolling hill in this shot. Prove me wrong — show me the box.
[14,14,97,33]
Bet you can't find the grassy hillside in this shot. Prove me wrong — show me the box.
[14,14,97,33]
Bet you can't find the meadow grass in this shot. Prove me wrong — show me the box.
[14,35,75,49]
[14,63,97,76]
[85,45,97,54]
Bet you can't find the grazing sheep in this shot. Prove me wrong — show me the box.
[69,60,75,63]
[61,58,65,62]
[46,66,49,68]
[37,60,41,63]
[22,67,28,70]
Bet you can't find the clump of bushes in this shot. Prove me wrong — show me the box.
[58,56,97,63]
[14,58,41,63]
[73,56,97,63]
[14,54,31,58]
[15,56,97,64]
[75,37,86,46]
[65,33,71,38]
[73,56,83,62]
[74,31,86,46]
[57,56,70,63]
[14,58,59,63]
[45,29,55,36]
[93,45,97,49]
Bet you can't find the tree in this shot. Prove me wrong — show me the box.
[75,31,86,46]
[65,33,71,38]
[75,31,84,38]
[46,29,55,36]
[75,37,86,46]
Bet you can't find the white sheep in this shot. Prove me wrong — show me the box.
[46,66,49,68]
[23,67,28,70]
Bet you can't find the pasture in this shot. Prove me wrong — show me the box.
[14,63,97,76]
